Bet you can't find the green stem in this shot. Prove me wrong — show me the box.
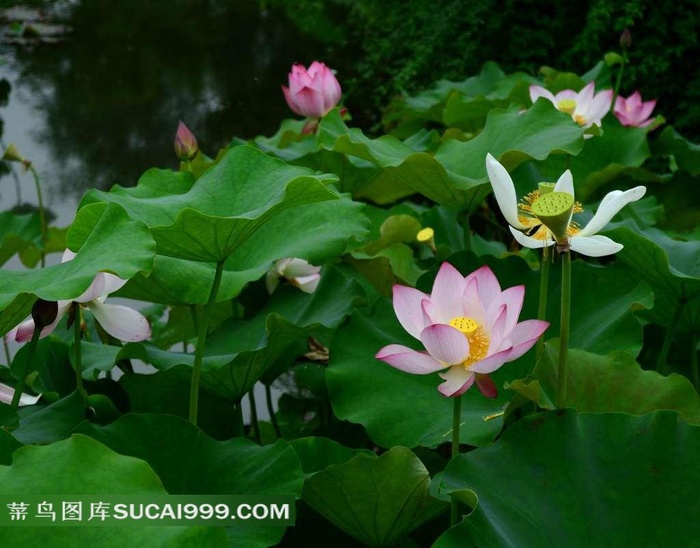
[10,327,42,409]
[612,54,627,110]
[189,261,225,425]
[265,383,281,439]
[462,213,472,252]
[233,399,245,438]
[556,251,571,409]
[535,249,551,363]
[248,389,261,444]
[450,394,462,527]
[28,165,47,268]
[691,332,699,391]
[3,337,11,366]
[656,298,687,375]
[73,306,87,403]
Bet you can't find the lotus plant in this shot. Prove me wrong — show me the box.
[174,120,199,161]
[266,258,321,294]
[530,82,613,134]
[613,91,657,128]
[485,153,646,256]
[376,262,549,397]
[282,61,341,133]
[0,381,40,407]
[8,249,151,343]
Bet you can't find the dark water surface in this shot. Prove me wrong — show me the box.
[1,0,335,225]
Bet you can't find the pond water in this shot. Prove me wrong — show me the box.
[1,0,337,226]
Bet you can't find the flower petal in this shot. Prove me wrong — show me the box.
[465,265,502,313]
[577,186,646,237]
[475,373,498,398]
[553,170,574,196]
[509,226,555,250]
[420,324,469,366]
[376,344,447,374]
[87,301,151,342]
[14,301,71,343]
[438,366,475,397]
[393,285,431,340]
[430,262,468,323]
[570,234,623,257]
[486,154,526,230]
[0,382,40,407]
[499,319,550,362]
[529,85,556,105]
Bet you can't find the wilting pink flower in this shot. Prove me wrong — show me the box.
[613,92,656,127]
[0,382,40,407]
[174,121,198,161]
[530,82,613,133]
[376,263,549,398]
[9,250,151,343]
[282,61,341,118]
[266,258,321,294]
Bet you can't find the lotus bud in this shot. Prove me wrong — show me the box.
[174,121,198,161]
[620,28,631,49]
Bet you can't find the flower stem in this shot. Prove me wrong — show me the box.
[3,337,11,366]
[612,54,627,110]
[462,213,472,252]
[556,251,571,408]
[265,383,281,439]
[535,249,551,363]
[28,165,47,268]
[73,305,87,403]
[656,298,686,375]
[248,388,261,444]
[10,326,42,409]
[189,260,225,426]
[450,394,462,527]
[691,332,699,391]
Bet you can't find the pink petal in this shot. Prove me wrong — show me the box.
[475,374,498,398]
[438,366,475,397]
[430,262,468,323]
[291,87,325,118]
[461,277,486,325]
[468,349,511,374]
[486,304,508,351]
[529,85,556,104]
[14,301,71,343]
[420,324,469,366]
[464,265,501,311]
[499,319,550,363]
[393,285,431,340]
[376,344,447,374]
[0,382,40,406]
[282,85,302,116]
[87,301,151,342]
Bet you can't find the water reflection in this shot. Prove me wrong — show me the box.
[3,0,333,217]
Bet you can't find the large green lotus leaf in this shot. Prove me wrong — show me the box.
[434,252,651,357]
[508,341,700,423]
[0,434,227,546]
[13,391,87,445]
[0,203,155,337]
[434,99,584,181]
[327,299,508,449]
[0,210,40,266]
[0,428,20,465]
[79,145,352,264]
[436,410,700,547]
[75,414,303,548]
[648,171,700,231]
[289,437,373,477]
[303,446,446,547]
[603,224,700,332]
[535,117,650,201]
[652,125,700,174]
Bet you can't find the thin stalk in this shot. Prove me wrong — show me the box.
[265,383,281,439]
[3,337,11,366]
[248,388,261,444]
[189,261,225,425]
[556,251,571,409]
[28,165,47,268]
[691,332,699,392]
[73,306,87,403]
[612,55,627,109]
[10,327,41,409]
[462,213,472,252]
[656,298,687,375]
[450,394,462,527]
[535,249,551,363]
[233,399,245,438]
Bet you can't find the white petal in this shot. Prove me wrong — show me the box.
[486,154,526,230]
[577,186,646,237]
[295,273,321,294]
[509,226,555,250]
[529,85,556,104]
[438,366,475,397]
[570,235,623,257]
[553,170,574,197]
[0,382,40,406]
[88,301,151,342]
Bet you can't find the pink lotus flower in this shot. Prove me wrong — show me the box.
[9,250,151,343]
[174,120,199,161]
[266,258,321,294]
[530,82,613,132]
[613,91,656,127]
[282,61,342,119]
[376,263,549,397]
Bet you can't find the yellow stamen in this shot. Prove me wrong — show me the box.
[448,317,490,368]
[416,227,434,243]
[573,114,586,126]
[517,189,584,241]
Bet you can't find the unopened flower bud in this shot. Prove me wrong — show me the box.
[620,28,631,49]
[31,299,58,330]
[174,121,198,161]
[2,143,31,168]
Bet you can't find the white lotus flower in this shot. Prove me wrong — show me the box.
[530,82,613,133]
[486,154,646,256]
[266,258,321,294]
